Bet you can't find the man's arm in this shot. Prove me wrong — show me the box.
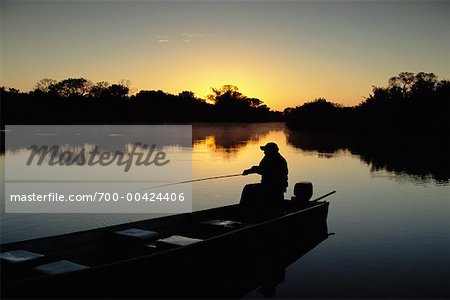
[242,166,260,175]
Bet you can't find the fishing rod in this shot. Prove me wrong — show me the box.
[131,173,243,193]
[310,191,337,202]
[132,175,336,202]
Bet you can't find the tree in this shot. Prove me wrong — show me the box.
[49,78,92,98]
[207,85,243,105]
[89,81,110,98]
[107,83,129,99]
[388,72,438,97]
[388,72,415,96]
[205,85,270,121]
[89,81,130,99]
[178,91,196,100]
[284,98,345,131]
[207,85,263,108]
[411,72,438,96]
[246,97,263,108]
[34,78,57,93]
[7,88,21,94]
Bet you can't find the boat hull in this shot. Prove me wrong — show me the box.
[1,201,329,298]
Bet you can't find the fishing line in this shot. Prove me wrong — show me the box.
[131,173,243,193]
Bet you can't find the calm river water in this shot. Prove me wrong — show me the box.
[1,123,449,298]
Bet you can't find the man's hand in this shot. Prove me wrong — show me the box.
[243,166,259,175]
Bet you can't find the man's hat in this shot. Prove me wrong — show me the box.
[260,142,279,152]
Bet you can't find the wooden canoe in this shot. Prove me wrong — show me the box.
[1,194,333,298]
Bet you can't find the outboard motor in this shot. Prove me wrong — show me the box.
[291,182,313,205]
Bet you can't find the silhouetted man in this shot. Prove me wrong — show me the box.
[240,142,288,219]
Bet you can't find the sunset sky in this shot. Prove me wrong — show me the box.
[1,1,449,110]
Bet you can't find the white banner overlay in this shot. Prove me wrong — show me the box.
[5,125,192,213]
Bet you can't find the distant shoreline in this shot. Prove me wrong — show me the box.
[1,72,449,133]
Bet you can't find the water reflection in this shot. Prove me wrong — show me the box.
[192,124,449,185]
[145,215,330,299]
[3,125,191,154]
[285,129,450,185]
[213,220,329,299]
[2,123,448,185]
[192,123,279,159]
[2,123,450,185]
[1,124,448,298]
[192,124,448,186]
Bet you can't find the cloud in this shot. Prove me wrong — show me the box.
[156,33,214,44]
[156,35,170,44]
[180,32,214,43]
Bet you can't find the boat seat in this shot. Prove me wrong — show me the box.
[33,260,89,275]
[0,250,44,264]
[199,219,246,228]
[157,235,203,247]
[0,250,61,279]
[114,228,159,241]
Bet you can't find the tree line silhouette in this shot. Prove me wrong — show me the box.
[284,72,450,133]
[1,80,281,124]
[285,128,449,185]
[1,72,448,132]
